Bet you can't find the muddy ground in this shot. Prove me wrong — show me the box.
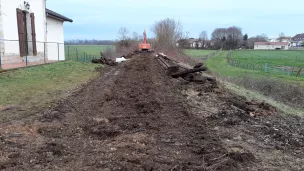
[0,54,303,171]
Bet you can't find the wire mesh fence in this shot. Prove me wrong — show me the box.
[64,45,114,62]
[187,50,221,61]
[226,51,304,78]
[0,40,108,70]
[0,39,65,70]
[64,45,102,63]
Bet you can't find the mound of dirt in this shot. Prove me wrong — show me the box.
[0,53,303,170]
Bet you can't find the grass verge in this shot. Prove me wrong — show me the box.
[205,51,304,115]
[225,82,304,116]
[184,49,216,57]
[0,61,100,107]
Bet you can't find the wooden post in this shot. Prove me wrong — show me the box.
[296,68,302,77]
[68,45,70,60]
[76,48,78,61]
[264,63,268,72]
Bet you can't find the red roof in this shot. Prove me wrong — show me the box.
[255,42,289,46]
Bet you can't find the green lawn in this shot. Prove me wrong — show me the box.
[206,51,304,86]
[231,50,304,67]
[64,45,115,61]
[0,61,99,106]
[184,49,216,57]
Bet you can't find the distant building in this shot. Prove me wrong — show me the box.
[279,36,292,42]
[268,37,291,43]
[268,38,277,42]
[254,42,290,50]
[177,38,202,48]
[291,33,304,47]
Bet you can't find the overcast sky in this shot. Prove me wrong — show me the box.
[47,0,304,40]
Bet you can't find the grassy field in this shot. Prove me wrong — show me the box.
[206,51,304,113]
[0,61,99,107]
[231,50,304,67]
[184,49,216,57]
[64,45,115,61]
[206,51,304,86]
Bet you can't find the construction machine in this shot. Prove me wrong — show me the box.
[138,30,153,53]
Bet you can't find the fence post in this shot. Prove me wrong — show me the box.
[296,68,302,77]
[84,52,86,62]
[25,40,28,66]
[287,66,291,76]
[76,48,78,62]
[68,45,70,60]
[26,54,28,66]
[57,43,60,61]
[44,42,46,64]
[0,51,2,69]
[291,67,294,76]
[264,63,268,72]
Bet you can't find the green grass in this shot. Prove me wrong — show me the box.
[206,51,304,86]
[184,49,216,57]
[226,83,304,116]
[231,50,304,67]
[0,61,99,106]
[64,45,115,61]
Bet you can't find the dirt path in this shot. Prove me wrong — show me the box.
[0,54,303,170]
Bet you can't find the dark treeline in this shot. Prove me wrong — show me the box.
[64,40,115,45]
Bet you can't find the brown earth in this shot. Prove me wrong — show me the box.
[0,54,303,170]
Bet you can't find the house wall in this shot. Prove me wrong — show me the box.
[0,0,46,58]
[254,45,289,50]
[291,41,303,47]
[46,17,65,60]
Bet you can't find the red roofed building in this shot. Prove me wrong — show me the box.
[254,42,290,50]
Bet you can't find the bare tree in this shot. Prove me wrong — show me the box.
[151,18,184,49]
[247,34,269,49]
[199,31,208,49]
[211,26,242,50]
[117,27,130,41]
[116,27,134,52]
[211,28,227,49]
[226,26,242,49]
[132,32,141,42]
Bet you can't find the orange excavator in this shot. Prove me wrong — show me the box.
[138,30,153,53]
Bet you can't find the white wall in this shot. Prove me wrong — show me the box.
[1,0,46,56]
[46,17,65,60]
[254,45,289,50]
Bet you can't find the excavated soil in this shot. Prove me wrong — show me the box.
[0,54,303,170]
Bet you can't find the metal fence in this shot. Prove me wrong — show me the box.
[200,50,221,60]
[64,45,102,63]
[226,51,304,78]
[0,39,65,70]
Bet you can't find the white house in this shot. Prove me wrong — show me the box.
[176,38,204,48]
[0,0,72,66]
[291,33,304,47]
[254,42,290,50]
